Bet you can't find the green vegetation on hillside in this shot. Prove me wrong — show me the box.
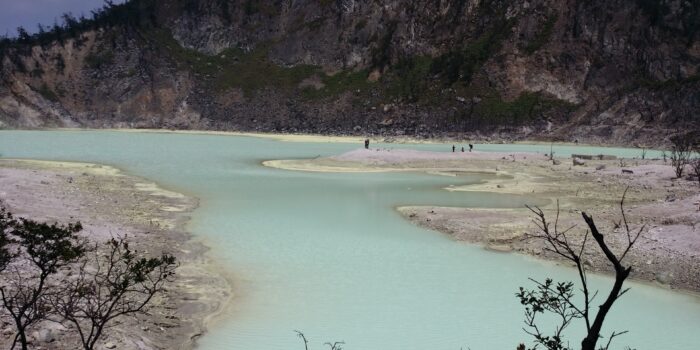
[637,0,671,25]
[430,33,501,85]
[243,0,280,17]
[36,84,59,102]
[430,16,513,85]
[474,91,574,123]
[386,56,433,102]
[371,20,398,69]
[522,15,557,54]
[637,0,700,39]
[145,29,317,93]
[301,70,375,100]
[85,50,115,69]
[636,74,700,90]
[145,29,378,99]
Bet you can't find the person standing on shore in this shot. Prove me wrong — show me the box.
[364,139,370,149]
[469,144,473,152]
[452,145,455,152]
[461,146,465,152]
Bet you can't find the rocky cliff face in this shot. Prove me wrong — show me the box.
[0,0,698,146]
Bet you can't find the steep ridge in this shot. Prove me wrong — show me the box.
[0,0,698,146]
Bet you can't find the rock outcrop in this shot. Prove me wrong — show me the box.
[0,0,698,146]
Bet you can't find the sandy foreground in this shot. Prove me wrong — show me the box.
[265,148,700,293]
[0,159,231,350]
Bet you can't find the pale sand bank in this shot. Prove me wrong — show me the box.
[49,128,381,144]
[0,159,232,350]
[45,127,620,147]
[265,148,700,292]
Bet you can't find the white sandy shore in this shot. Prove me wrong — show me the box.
[36,127,636,149]
[0,159,232,350]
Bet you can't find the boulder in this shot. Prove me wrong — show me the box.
[572,154,594,160]
[573,158,585,166]
[655,271,673,285]
[34,329,55,343]
[486,244,513,253]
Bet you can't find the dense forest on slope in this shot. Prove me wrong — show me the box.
[0,0,698,146]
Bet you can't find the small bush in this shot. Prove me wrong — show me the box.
[522,15,557,54]
[370,20,398,69]
[84,50,114,69]
[473,91,574,124]
[669,133,694,178]
[37,83,59,102]
[301,70,374,100]
[430,18,513,85]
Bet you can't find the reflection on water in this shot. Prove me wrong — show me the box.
[0,130,697,350]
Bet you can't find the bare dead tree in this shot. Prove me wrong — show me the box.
[669,134,693,178]
[0,215,85,350]
[295,330,310,350]
[53,236,177,350]
[294,330,346,350]
[519,188,643,350]
[325,341,345,350]
[692,157,700,187]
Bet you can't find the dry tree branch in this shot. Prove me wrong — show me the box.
[53,236,176,350]
[519,189,643,350]
[295,330,309,350]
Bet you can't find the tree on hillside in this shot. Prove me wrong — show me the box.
[0,0,159,58]
[518,190,642,350]
[62,13,80,38]
[53,236,177,350]
[15,27,31,45]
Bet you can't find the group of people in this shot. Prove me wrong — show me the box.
[363,139,474,153]
[452,144,473,153]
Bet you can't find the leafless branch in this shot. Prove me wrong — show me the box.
[519,190,642,350]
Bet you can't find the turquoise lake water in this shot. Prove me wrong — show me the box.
[0,130,697,349]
